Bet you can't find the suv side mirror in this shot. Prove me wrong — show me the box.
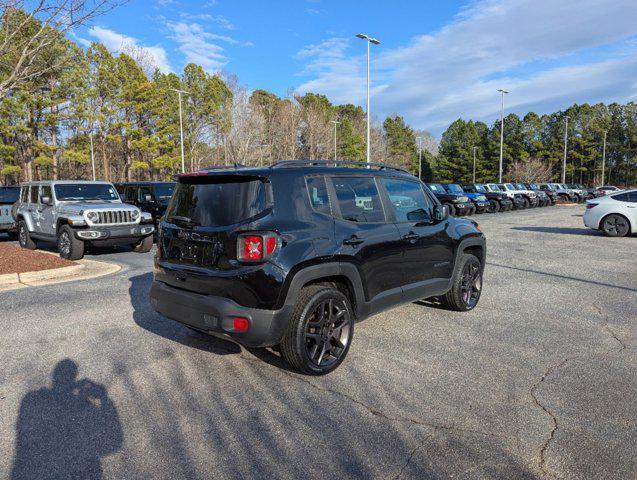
[433,204,449,221]
[40,195,51,205]
[144,194,153,202]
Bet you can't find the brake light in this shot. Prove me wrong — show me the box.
[237,232,279,262]
[233,317,249,331]
[586,203,597,209]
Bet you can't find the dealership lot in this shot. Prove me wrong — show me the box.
[0,206,635,479]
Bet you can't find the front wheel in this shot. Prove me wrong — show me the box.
[280,285,354,375]
[132,235,154,253]
[18,221,37,250]
[444,203,456,217]
[441,253,483,311]
[601,214,631,237]
[58,225,85,260]
[487,200,500,213]
[521,198,530,209]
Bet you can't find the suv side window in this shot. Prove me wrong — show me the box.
[381,177,432,222]
[332,176,385,223]
[305,176,331,215]
[30,185,39,203]
[41,185,52,203]
[20,186,28,202]
[138,186,153,203]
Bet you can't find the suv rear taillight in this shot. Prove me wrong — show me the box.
[237,232,279,263]
[586,203,597,209]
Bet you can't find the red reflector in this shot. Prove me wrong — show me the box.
[233,317,249,331]
[586,203,597,209]
[242,235,263,260]
[266,236,277,255]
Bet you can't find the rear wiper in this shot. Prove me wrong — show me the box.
[168,215,199,226]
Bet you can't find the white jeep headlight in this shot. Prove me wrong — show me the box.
[131,209,140,221]
[86,211,99,223]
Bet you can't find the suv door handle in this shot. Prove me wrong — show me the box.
[403,232,420,241]
[343,236,364,246]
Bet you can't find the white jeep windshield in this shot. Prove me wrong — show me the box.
[54,184,120,201]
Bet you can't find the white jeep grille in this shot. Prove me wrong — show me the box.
[87,210,138,226]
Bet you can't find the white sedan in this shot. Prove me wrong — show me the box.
[583,189,637,237]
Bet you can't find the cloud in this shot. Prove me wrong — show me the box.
[179,12,236,30]
[295,0,637,134]
[86,26,171,73]
[166,21,230,71]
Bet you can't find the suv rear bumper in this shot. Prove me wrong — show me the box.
[149,280,292,348]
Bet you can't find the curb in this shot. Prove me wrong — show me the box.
[0,259,119,291]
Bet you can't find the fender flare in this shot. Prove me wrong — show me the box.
[281,261,366,318]
[455,236,486,266]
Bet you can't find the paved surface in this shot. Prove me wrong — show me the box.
[0,206,635,479]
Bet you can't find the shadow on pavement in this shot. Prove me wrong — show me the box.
[128,272,241,355]
[511,226,599,236]
[11,359,123,480]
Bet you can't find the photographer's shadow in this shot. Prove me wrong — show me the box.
[11,359,123,480]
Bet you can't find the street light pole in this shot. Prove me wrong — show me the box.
[497,89,508,183]
[356,33,380,164]
[170,88,191,173]
[416,136,423,180]
[601,130,607,186]
[89,129,96,181]
[473,146,478,183]
[330,120,340,162]
[562,116,569,184]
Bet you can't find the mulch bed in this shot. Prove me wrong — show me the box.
[0,243,76,275]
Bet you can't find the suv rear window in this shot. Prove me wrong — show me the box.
[167,177,268,227]
[0,187,19,203]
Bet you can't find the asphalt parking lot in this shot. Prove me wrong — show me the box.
[0,205,635,479]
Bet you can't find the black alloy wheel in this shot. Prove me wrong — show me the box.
[459,260,482,309]
[601,214,630,237]
[487,200,500,213]
[281,285,354,375]
[441,253,483,311]
[304,298,352,369]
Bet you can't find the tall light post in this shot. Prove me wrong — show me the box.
[562,115,569,184]
[601,130,607,186]
[170,88,191,173]
[472,146,478,183]
[416,136,423,180]
[330,120,340,162]
[356,33,380,164]
[497,89,509,183]
[89,129,96,181]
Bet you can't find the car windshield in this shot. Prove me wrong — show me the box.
[529,183,538,189]
[54,183,120,201]
[427,184,444,193]
[446,184,464,193]
[154,183,175,201]
[0,187,19,203]
[474,184,487,193]
[487,184,501,192]
[514,183,526,189]
[505,183,515,190]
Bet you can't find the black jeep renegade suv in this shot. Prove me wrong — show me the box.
[150,161,486,374]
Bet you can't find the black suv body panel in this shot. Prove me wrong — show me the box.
[150,165,485,348]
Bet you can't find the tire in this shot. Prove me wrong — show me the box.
[521,198,530,209]
[469,206,476,216]
[487,200,500,213]
[441,253,483,311]
[444,203,456,217]
[280,285,354,375]
[18,221,36,250]
[601,214,631,237]
[132,235,154,253]
[57,225,85,260]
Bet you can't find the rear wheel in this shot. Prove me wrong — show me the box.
[18,221,36,250]
[601,214,630,237]
[281,285,354,375]
[487,200,500,213]
[58,225,85,260]
[132,235,154,253]
[441,253,483,311]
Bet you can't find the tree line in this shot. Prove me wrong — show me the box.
[0,4,634,187]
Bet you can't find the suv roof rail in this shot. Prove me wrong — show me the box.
[270,160,411,175]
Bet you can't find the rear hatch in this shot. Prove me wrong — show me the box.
[157,173,272,292]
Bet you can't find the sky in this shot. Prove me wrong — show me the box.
[74,0,637,136]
